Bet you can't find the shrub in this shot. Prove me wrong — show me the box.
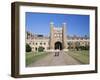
[85,45,89,50]
[26,43,32,52]
[75,47,80,51]
[38,46,44,52]
[79,46,89,50]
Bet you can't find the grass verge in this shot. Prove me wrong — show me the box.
[68,50,89,64]
[26,52,48,66]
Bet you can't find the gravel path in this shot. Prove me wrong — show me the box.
[28,51,81,67]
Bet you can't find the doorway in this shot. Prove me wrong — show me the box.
[55,41,62,50]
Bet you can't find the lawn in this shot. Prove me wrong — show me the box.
[26,52,48,66]
[67,50,89,64]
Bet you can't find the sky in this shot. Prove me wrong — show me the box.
[26,12,89,37]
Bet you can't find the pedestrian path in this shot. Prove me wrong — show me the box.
[28,51,81,67]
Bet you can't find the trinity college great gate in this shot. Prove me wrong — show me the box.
[26,22,89,52]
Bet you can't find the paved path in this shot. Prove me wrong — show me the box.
[28,51,81,67]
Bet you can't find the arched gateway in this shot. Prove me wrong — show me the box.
[49,22,68,51]
[55,41,62,50]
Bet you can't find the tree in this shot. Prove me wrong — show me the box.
[38,46,44,52]
[68,42,72,50]
[26,43,32,52]
[79,46,89,50]
[75,42,80,51]
[85,45,89,50]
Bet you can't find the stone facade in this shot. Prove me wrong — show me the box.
[26,22,89,52]
[49,22,68,51]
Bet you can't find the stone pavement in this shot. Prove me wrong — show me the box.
[28,51,81,67]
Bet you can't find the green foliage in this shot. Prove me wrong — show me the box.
[38,46,44,52]
[75,46,80,51]
[26,43,32,52]
[79,46,89,50]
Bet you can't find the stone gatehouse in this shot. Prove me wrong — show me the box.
[26,22,89,52]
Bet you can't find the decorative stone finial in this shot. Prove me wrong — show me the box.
[63,22,66,25]
[62,22,66,27]
[50,22,54,24]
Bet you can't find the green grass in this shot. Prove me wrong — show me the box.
[26,52,48,66]
[68,50,89,64]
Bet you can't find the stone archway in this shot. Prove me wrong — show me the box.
[55,41,62,50]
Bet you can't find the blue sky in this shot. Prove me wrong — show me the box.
[26,12,89,37]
